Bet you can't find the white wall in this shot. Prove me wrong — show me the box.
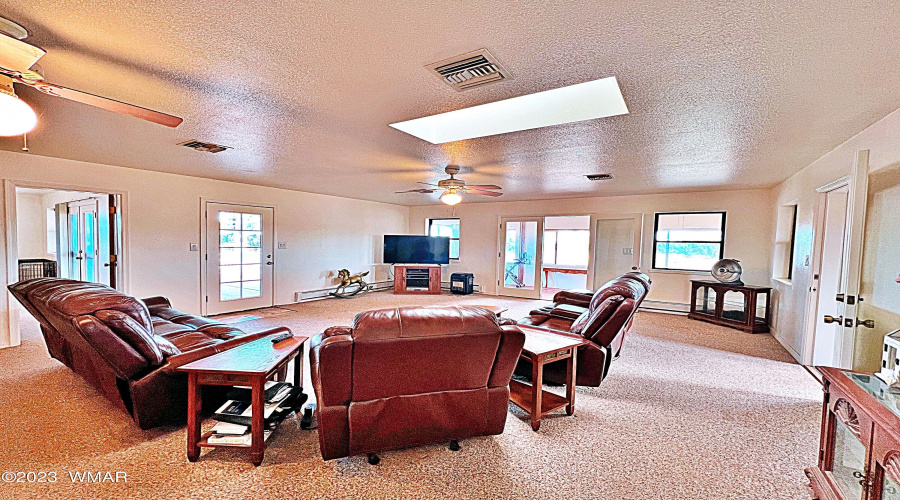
[769,107,900,364]
[409,188,775,307]
[1,151,409,348]
[15,193,49,260]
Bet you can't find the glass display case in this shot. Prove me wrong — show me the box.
[688,280,771,333]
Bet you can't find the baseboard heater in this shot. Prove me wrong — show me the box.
[639,300,690,314]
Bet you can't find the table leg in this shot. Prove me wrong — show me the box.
[531,355,543,431]
[186,372,201,462]
[566,352,577,416]
[250,376,265,466]
[293,350,303,389]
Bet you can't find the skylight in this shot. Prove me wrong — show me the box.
[389,76,628,144]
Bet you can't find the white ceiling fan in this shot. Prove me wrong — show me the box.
[396,165,503,205]
[0,17,183,137]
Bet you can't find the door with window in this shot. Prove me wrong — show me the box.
[498,217,543,299]
[206,203,275,315]
[590,214,643,288]
[60,198,107,284]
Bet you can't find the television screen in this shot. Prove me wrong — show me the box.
[383,235,450,265]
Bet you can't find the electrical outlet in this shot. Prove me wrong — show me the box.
[189,243,199,252]
[278,242,288,250]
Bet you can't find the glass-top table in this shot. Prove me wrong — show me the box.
[846,371,900,419]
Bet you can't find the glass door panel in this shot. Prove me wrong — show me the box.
[883,473,900,500]
[695,286,716,315]
[830,418,867,499]
[68,212,80,279]
[722,290,747,322]
[83,210,97,283]
[498,218,542,299]
[206,203,275,315]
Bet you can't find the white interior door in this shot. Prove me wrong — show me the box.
[589,214,643,289]
[206,203,275,315]
[810,185,850,367]
[498,217,543,299]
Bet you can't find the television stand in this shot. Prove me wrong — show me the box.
[393,265,442,295]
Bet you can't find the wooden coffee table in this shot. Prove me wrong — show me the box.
[509,326,585,431]
[179,332,308,466]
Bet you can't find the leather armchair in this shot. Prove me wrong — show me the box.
[516,272,650,386]
[309,305,525,461]
[9,278,287,429]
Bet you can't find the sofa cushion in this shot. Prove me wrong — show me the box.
[95,309,165,365]
[154,335,181,357]
[571,295,624,335]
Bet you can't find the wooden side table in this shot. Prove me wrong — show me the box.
[509,326,585,431]
[179,333,308,466]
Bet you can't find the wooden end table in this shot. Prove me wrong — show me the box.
[179,333,308,466]
[509,326,585,431]
[469,305,508,318]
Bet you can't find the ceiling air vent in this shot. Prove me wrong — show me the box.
[178,140,232,153]
[425,49,511,91]
[585,173,614,181]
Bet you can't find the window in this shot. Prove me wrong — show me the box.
[773,204,798,280]
[46,208,57,255]
[428,218,460,259]
[543,229,590,267]
[653,212,726,271]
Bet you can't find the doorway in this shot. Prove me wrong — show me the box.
[542,216,591,299]
[591,215,643,288]
[14,187,121,287]
[205,202,275,315]
[810,185,850,367]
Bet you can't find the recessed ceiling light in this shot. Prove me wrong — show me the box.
[389,76,628,144]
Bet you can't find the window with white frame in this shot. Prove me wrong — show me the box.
[773,204,798,280]
[428,218,460,259]
[46,208,57,256]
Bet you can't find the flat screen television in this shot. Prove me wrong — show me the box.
[383,235,450,265]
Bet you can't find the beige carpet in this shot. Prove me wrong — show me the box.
[0,291,821,499]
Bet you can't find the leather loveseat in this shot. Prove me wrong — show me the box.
[516,272,650,386]
[309,305,525,462]
[9,278,289,429]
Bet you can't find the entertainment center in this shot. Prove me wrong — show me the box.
[392,265,442,295]
[384,234,450,295]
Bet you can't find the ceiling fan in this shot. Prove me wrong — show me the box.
[0,17,183,137]
[396,165,503,205]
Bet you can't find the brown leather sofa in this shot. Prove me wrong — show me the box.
[9,278,289,429]
[309,305,525,462]
[516,272,650,386]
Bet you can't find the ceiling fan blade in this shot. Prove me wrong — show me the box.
[0,33,45,73]
[464,184,502,190]
[466,188,503,197]
[395,189,434,194]
[417,182,441,187]
[20,79,183,127]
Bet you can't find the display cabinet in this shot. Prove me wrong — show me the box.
[688,280,771,333]
[807,367,900,500]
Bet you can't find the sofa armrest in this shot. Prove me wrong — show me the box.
[488,325,526,387]
[162,327,290,373]
[309,330,353,406]
[552,289,595,308]
[141,296,172,313]
[547,303,587,321]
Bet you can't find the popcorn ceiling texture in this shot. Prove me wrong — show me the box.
[0,1,899,204]
[0,291,820,499]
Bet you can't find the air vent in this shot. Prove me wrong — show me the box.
[178,140,232,153]
[425,49,511,91]
[585,173,614,181]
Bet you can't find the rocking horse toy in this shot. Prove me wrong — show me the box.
[330,269,373,298]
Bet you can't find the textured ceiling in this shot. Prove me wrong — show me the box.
[1,1,899,205]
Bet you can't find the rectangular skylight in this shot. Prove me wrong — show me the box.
[389,76,628,144]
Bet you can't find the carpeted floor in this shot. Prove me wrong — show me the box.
[0,291,821,499]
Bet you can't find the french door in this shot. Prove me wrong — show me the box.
[205,203,275,315]
[58,198,110,284]
[498,217,543,299]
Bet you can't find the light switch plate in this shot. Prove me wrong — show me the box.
[189,243,199,252]
[623,248,633,255]
[278,242,288,250]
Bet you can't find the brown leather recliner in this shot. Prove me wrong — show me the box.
[516,272,650,386]
[309,305,525,461]
[9,278,288,429]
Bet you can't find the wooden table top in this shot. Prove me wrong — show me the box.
[178,335,309,375]
[517,326,584,356]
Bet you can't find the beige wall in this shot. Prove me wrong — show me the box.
[1,151,409,348]
[769,107,900,363]
[409,189,775,307]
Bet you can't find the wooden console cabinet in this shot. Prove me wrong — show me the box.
[688,280,772,333]
[806,367,900,500]
[393,265,442,295]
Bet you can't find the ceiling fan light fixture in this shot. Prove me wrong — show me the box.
[0,77,37,137]
[440,189,462,206]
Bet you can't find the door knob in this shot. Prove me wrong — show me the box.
[823,315,843,324]
[631,266,638,270]
[856,318,876,329]
[835,293,845,302]
[266,262,273,266]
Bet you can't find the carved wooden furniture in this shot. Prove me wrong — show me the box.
[180,334,308,466]
[393,265,442,294]
[806,366,900,499]
[509,326,585,431]
[688,280,772,333]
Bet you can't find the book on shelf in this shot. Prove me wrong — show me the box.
[210,421,248,436]
[226,381,293,404]
[207,430,272,446]
[213,386,302,427]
